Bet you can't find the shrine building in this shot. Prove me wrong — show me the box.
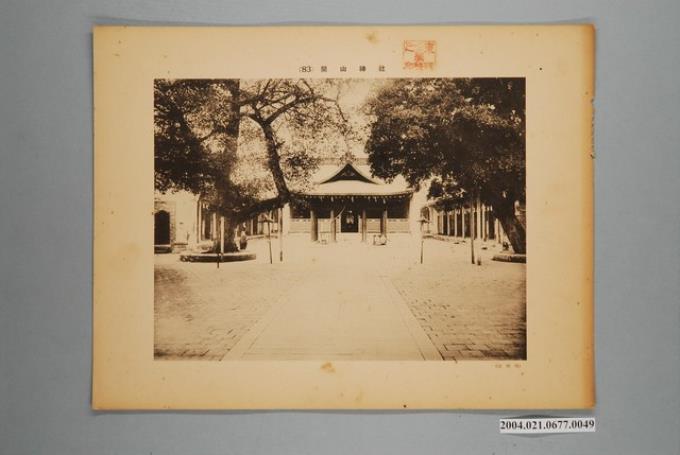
[286,161,419,241]
[154,160,425,252]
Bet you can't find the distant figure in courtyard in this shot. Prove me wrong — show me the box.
[239,227,248,250]
[373,234,388,246]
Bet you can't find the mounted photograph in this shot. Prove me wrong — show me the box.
[153,77,527,361]
[93,25,593,409]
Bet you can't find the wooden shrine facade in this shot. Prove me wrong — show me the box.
[286,162,415,242]
[289,193,412,242]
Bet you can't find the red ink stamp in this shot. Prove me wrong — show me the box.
[402,40,436,70]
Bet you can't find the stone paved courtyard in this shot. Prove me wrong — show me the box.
[391,245,526,361]
[155,234,525,361]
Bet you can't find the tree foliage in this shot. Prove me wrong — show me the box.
[237,79,356,203]
[155,80,238,194]
[154,78,354,251]
[364,78,526,253]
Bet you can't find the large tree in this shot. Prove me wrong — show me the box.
[154,78,353,251]
[364,78,526,253]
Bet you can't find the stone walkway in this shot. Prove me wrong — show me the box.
[154,235,525,361]
[224,264,439,360]
[154,258,298,360]
[392,239,526,361]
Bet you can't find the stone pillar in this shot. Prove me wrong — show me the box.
[211,213,217,240]
[486,207,491,240]
[481,204,487,241]
[461,208,466,237]
[219,216,225,253]
[282,203,291,235]
[486,209,491,240]
[196,200,202,243]
[431,210,435,234]
[361,209,367,242]
[469,197,476,264]
[278,207,284,262]
[475,196,481,240]
[310,209,318,241]
[330,209,337,242]
[453,209,458,237]
[381,208,388,236]
[445,210,451,236]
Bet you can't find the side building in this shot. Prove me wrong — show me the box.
[154,191,279,253]
[422,199,526,252]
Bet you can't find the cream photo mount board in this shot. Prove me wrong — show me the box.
[93,25,594,409]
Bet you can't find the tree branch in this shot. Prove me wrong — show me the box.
[264,95,319,123]
[234,195,286,221]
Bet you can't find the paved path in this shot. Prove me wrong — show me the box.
[392,244,526,361]
[155,235,525,361]
[224,264,440,360]
[154,260,296,360]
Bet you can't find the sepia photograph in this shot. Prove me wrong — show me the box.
[153,77,527,361]
[93,25,593,409]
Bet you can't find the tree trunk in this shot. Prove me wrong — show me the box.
[221,216,239,253]
[495,208,526,254]
[223,79,241,138]
[210,215,238,253]
[212,79,244,249]
[261,121,291,200]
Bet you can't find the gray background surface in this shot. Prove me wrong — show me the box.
[1,1,679,454]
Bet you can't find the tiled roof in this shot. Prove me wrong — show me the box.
[304,162,412,196]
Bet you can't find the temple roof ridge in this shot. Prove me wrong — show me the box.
[302,161,413,198]
[318,161,378,185]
